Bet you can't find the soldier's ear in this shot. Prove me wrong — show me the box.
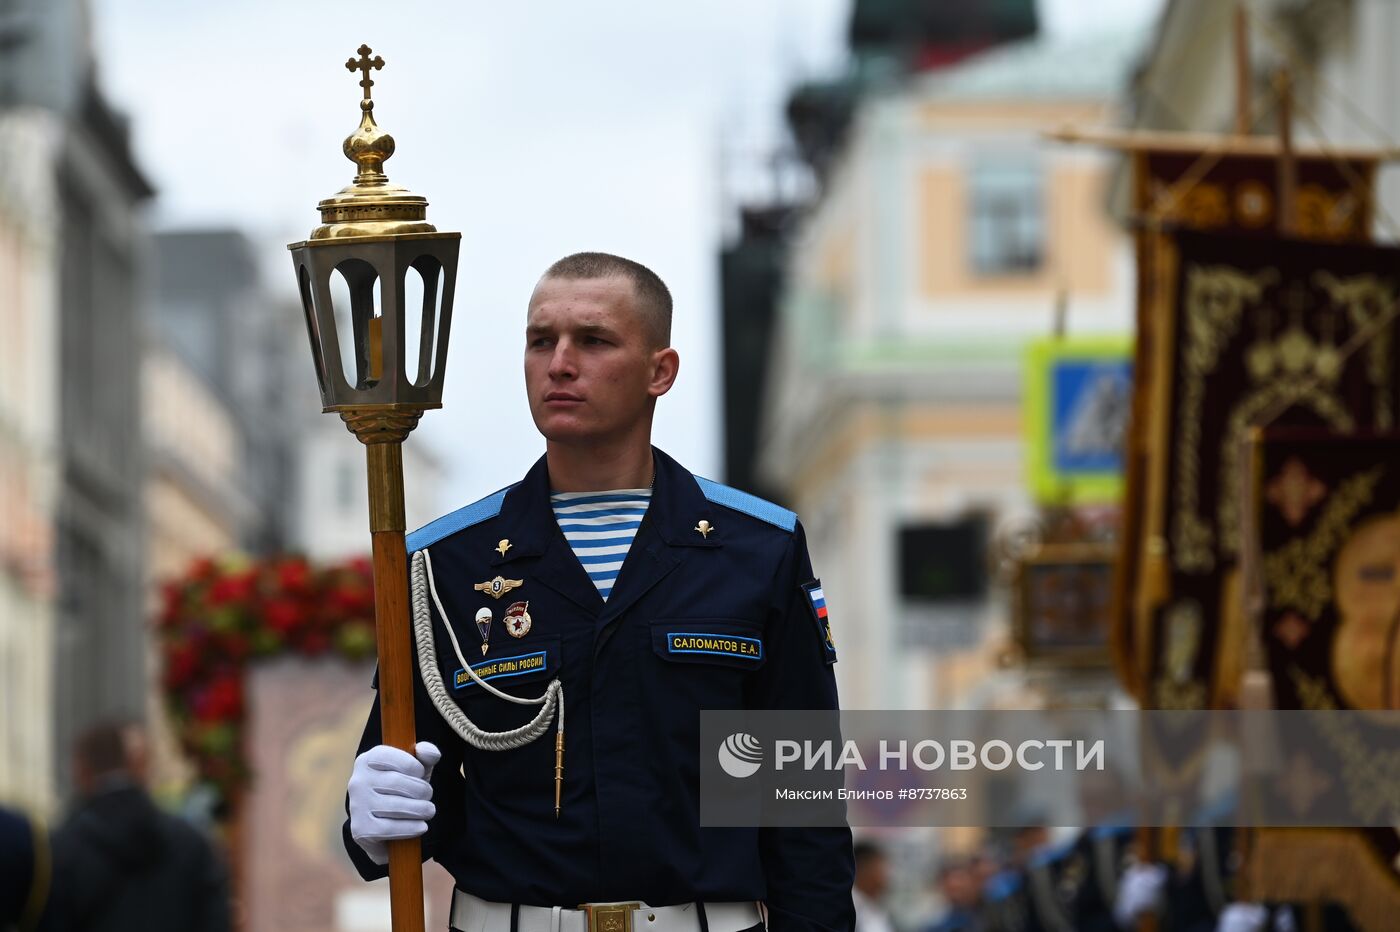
[648,347,679,398]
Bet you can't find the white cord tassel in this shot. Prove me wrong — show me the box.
[410,549,565,760]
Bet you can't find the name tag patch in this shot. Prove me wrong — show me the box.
[667,632,763,661]
[453,649,547,689]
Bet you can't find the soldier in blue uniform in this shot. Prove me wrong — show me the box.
[344,252,855,931]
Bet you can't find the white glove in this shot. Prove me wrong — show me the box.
[1114,862,1168,929]
[348,741,441,865]
[1216,903,1269,932]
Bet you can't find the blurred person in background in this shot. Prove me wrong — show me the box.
[921,856,982,932]
[853,840,895,932]
[977,825,1048,932]
[1,804,49,931]
[45,721,230,931]
[1017,767,1134,932]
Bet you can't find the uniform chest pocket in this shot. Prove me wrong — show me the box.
[650,620,766,670]
[449,635,560,695]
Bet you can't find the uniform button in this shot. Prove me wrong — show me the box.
[647,914,655,922]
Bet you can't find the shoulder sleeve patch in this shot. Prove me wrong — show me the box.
[405,485,512,552]
[801,578,837,664]
[695,477,797,531]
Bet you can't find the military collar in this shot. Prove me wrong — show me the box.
[490,445,719,568]
[646,446,721,550]
[489,453,558,567]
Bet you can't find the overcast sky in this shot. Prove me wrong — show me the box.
[91,0,1164,512]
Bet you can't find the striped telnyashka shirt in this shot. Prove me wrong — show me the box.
[549,489,653,600]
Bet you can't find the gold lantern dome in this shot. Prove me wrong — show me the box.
[310,44,438,241]
[288,44,460,418]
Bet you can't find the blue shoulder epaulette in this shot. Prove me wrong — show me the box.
[695,477,797,532]
[406,485,512,552]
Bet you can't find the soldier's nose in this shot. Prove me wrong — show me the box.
[548,350,577,379]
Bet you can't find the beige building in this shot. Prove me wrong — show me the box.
[143,345,249,585]
[293,418,442,564]
[760,29,1145,712]
[0,112,62,811]
[142,343,251,792]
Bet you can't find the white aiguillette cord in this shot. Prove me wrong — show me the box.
[410,549,566,816]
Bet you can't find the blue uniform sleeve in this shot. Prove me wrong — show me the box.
[342,646,467,881]
[744,521,855,931]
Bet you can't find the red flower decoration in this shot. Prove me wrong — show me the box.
[264,599,305,636]
[208,571,256,607]
[163,643,200,690]
[194,675,243,723]
[276,559,311,595]
[155,553,378,811]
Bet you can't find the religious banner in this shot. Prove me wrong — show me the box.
[1254,431,1400,710]
[1130,229,1400,714]
[242,657,457,932]
[1012,542,1115,666]
[1113,148,1378,699]
[1242,429,1400,928]
[1136,151,1375,242]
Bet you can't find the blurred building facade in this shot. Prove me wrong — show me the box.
[757,27,1144,711]
[142,346,249,587]
[0,112,62,810]
[141,336,251,792]
[150,228,442,566]
[294,417,442,563]
[0,0,153,803]
[723,0,1043,501]
[1127,0,1400,229]
[152,230,301,555]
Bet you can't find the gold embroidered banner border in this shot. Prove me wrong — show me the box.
[1112,150,1378,702]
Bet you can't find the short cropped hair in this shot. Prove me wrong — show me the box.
[541,252,673,347]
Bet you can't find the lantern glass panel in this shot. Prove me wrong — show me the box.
[404,263,425,386]
[297,264,328,398]
[329,258,385,390]
[327,267,359,389]
[408,255,445,388]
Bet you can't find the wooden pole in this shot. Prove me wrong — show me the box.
[366,439,425,932]
[1276,68,1297,235]
[1234,3,1252,135]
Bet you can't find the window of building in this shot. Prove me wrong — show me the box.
[968,158,1045,276]
[898,515,990,602]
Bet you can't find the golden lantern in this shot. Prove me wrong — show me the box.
[288,45,458,932]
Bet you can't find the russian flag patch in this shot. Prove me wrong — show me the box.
[802,579,837,664]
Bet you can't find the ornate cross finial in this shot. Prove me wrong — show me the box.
[346,44,385,105]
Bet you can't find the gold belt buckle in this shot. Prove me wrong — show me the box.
[579,901,641,932]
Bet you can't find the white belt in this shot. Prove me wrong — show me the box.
[450,889,764,932]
